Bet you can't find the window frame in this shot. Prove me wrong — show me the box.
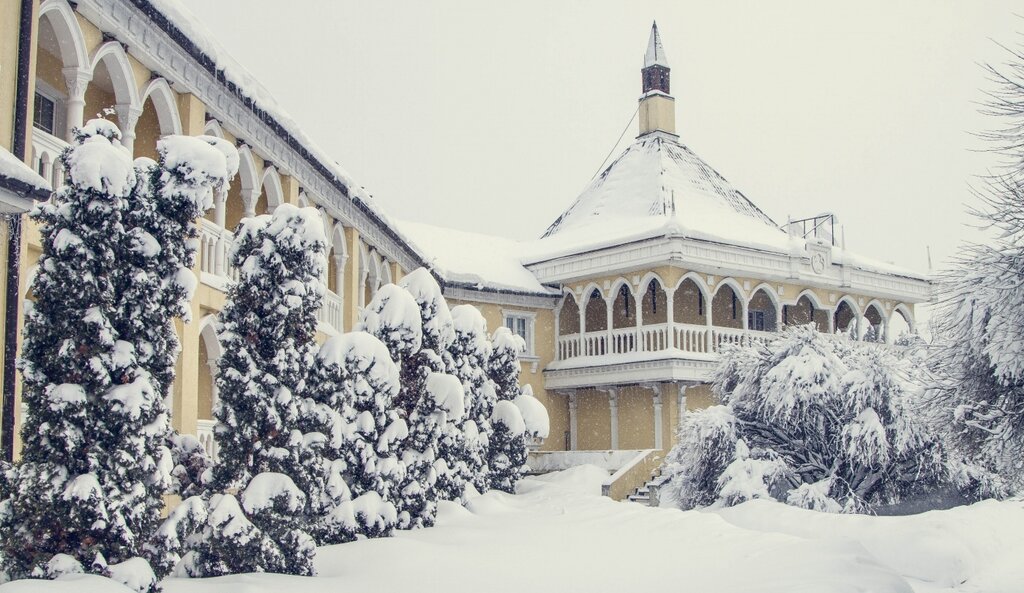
[32,80,65,138]
[502,309,537,359]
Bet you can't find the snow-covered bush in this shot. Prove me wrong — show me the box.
[448,305,495,494]
[661,405,738,509]
[924,49,1024,493]
[485,326,531,492]
[305,332,406,540]
[487,400,528,493]
[201,204,326,574]
[211,203,327,487]
[661,325,950,513]
[0,122,236,589]
[389,270,458,528]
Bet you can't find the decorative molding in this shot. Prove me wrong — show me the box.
[443,285,558,309]
[527,235,931,304]
[77,0,423,272]
[544,357,717,390]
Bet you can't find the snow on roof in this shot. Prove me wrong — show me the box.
[528,133,929,281]
[143,0,410,244]
[532,133,794,260]
[396,220,557,296]
[644,22,668,68]
[0,145,50,197]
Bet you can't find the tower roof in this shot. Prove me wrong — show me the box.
[644,22,668,68]
[529,134,791,261]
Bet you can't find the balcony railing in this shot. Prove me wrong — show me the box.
[556,322,775,361]
[31,127,69,191]
[196,217,344,334]
[196,419,218,462]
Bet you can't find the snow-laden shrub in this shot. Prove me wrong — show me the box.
[304,331,405,540]
[485,327,531,493]
[1,123,236,588]
[199,204,325,574]
[448,305,495,494]
[661,325,952,513]
[661,405,738,509]
[488,401,528,493]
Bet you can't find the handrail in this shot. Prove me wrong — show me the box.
[601,449,661,501]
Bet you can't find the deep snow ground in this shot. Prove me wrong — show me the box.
[3,466,1023,593]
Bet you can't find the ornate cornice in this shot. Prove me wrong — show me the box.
[77,0,424,272]
[543,356,717,390]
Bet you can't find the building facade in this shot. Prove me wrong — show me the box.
[0,5,929,496]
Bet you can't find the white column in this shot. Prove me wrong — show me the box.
[62,68,91,140]
[577,303,585,356]
[635,289,644,352]
[334,254,347,295]
[243,188,259,220]
[608,388,619,450]
[214,195,227,228]
[653,388,664,450]
[677,384,688,425]
[827,307,836,334]
[115,104,142,155]
[705,297,714,353]
[207,360,220,411]
[605,297,613,355]
[568,392,578,451]
[666,291,675,348]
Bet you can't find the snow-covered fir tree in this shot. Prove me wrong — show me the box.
[119,136,237,576]
[387,270,460,527]
[661,325,952,513]
[447,305,494,494]
[925,46,1024,493]
[304,332,406,540]
[0,120,235,589]
[202,204,327,575]
[484,327,531,493]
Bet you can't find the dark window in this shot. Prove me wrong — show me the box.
[33,93,56,135]
[698,292,704,316]
[648,282,657,314]
[731,292,737,319]
[619,285,631,318]
[748,310,766,331]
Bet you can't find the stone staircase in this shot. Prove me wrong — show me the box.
[626,469,665,506]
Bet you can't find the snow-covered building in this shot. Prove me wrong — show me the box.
[0,4,929,497]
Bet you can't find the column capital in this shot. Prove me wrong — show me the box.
[62,67,92,100]
[115,103,143,131]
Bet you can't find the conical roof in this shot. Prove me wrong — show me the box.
[644,22,668,67]
[529,133,794,261]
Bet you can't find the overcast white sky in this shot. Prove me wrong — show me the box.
[179,0,1021,274]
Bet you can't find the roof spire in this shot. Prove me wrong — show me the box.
[638,22,675,135]
[644,21,668,68]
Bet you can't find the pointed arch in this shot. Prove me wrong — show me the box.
[710,278,746,329]
[327,222,348,295]
[747,283,780,332]
[260,166,284,213]
[89,42,141,108]
[203,119,225,138]
[39,0,89,71]
[197,314,221,421]
[639,272,668,325]
[609,278,636,329]
[833,295,861,336]
[581,283,607,333]
[889,303,915,342]
[793,289,827,310]
[558,290,581,336]
[673,273,710,326]
[380,258,393,286]
[140,78,182,136]
[863,300,887,342]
